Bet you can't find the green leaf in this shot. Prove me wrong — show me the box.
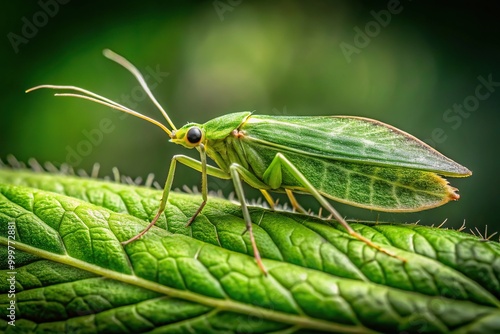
[0,168,499,333]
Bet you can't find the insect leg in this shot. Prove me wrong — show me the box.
[186,144,208,227]
[267,153,405,262]
[284,189,307,214]
[176,153,232,227]
[122,154,230,245]
[229,163,270,275]
[259,189,276,210]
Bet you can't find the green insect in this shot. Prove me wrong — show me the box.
[27,49,472,274]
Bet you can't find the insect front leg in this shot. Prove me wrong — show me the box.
[186,144,208,227]
[122,154,229,245]
[264,153,405,262]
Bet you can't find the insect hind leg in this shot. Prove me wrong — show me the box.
[267,153,405,262]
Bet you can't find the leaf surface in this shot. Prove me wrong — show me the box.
[0,169,499,333]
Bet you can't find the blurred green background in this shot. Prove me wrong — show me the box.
[1,1,499,233]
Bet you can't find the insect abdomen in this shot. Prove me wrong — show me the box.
[241,140,458,212]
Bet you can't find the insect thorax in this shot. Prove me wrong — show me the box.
[206,135,252,173]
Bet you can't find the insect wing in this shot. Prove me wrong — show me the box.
[241,115,471,177]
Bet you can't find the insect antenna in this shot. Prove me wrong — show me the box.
[25,86,172,137]
[25,49,177,136]
[102,49,177,132]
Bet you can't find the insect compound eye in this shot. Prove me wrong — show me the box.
[186,127,202,144]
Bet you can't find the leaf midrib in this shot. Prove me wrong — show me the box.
[0,236,377,334]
